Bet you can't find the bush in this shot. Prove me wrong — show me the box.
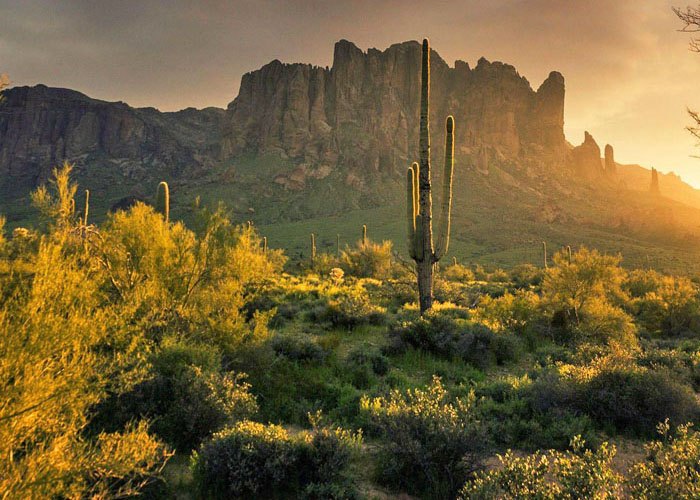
[191,420,360,499]
[628,421,700,499]
[576,367,699,436]
[389,312,522,368]
[461,436,621,499]
[311,282,386,328]
[340,240,393,279]
[543,247,636,346]
[633,275,700,336]
[346,345,390,376]
[360,377,484,499]
[528,358,700,437]
[476,289,542,334]
[441,262,475,282]
[94,341,258,451]
[271,333,328,363]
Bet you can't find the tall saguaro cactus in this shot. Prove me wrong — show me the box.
[407,38,455,314]
[156,181,170,222]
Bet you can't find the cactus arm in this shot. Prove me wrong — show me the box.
[434,115,454,260]
[411,161,420,217]
[407,166,418,259]
[156,181,170,222]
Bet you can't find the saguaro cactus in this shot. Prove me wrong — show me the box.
[156,181,170,222]
[566,245,572,264]
[83,189,90,226]
[263,236,268,254]
[542,241,548,269]
[362,224,367,246]
[310,233,317,262]
[337,234,341,257]
[407,38,455,314]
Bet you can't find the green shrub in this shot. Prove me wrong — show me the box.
[94,341,258,451]
[633,275,700,336]
[311,283,386,328]
[461,436,621,499]
[271,333,328,363]
[389,312,522,368]
[340,240,393,279]
[191,420,360,499]
[360,377,484,499]
[509,263,544,288]
[440,262,475,282]
[346,344,390,376]
[628,421,700,499]
[543,247,637,346]
[529,359,700,437]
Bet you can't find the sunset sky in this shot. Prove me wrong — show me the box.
[3,1,700,186]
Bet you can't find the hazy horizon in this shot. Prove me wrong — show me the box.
[3,0,700,186]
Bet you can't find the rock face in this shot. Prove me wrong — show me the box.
[0,85,224,194]
[222,40,569,188]
[571,131,603,179]
[604,144,616,175]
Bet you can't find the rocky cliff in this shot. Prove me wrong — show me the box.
[222,40,568,190]
[0,85,224,197]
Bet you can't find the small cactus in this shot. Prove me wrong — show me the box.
[83,189,90,226]
[263,236,267,254]
[336,234,341,257]
[362,224,367,246]
[310,233,317,262]
[566,245,572,264]
[453,256,457,266]
[542,241,548,269]
[156,181,170,222]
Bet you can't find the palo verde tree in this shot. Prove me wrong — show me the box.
[407,38,455,314]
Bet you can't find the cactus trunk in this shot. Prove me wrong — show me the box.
[542,241,548,269]
[362,224,367,246]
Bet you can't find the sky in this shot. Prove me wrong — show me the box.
[2,0,700,186]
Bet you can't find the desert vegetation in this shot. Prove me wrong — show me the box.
[1,164,699,498]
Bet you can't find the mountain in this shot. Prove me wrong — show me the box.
[2,40,700,272]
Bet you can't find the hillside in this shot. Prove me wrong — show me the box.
[2,40,700,273]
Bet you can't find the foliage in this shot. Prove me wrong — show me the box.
[461,436,621,499]
[190,418,361,499]
[94,339,258,451]
[340,239,393,279]
[360,376,484,499]
[389,310,522,368]
[0,168,170,497]
[543,247,637,345]
[628,421,700,499]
